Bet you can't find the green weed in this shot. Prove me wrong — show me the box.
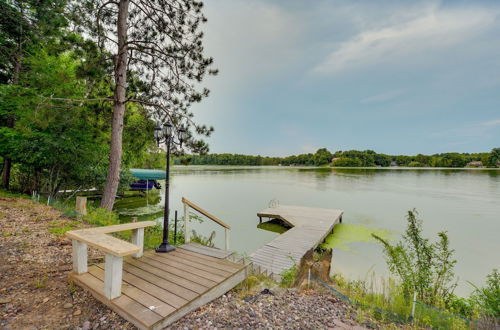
[280,264,298,287]
[48,220,80,236]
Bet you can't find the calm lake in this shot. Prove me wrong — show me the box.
[114,166,500,296]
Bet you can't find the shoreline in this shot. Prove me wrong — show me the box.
[171,165,500,171]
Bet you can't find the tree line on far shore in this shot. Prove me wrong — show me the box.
[171,148,500,168]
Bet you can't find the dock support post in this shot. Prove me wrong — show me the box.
[104,254,123,300]
[184,202,190,243]
[75,196,87,216]
[131,228,144,258]
[72,240,87,274]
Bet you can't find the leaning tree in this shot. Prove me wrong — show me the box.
[73,0,217,210]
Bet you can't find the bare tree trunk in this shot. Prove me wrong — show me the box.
[100,0,129,211]
[1,158,12,189]
[1,57,21,189]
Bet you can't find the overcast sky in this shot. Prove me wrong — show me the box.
[189,0,500,156]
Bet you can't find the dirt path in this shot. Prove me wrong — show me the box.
[0,197,133,329]
[0,197,372,330]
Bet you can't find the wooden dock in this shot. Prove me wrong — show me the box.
[70,243,246,330]
[251,205,343,280]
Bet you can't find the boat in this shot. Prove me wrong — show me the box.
[129,169,165,191]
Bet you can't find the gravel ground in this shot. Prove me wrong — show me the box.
[0,196,372,329]
[170,289,370,330]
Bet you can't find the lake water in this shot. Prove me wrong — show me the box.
[114,166,500,296]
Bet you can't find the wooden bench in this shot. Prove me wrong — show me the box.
[66,221,156,300]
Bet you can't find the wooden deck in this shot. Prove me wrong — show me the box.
[252,205,343,280]
[70,243,246,330]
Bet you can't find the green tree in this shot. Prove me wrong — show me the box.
[74,0,217,210]
[0,0,68,188]
[489,148,500,167]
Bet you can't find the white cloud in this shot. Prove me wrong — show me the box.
[481,119,500,127]
[432,119,500,138]
[360,89,406,104]
[313,4,500,75]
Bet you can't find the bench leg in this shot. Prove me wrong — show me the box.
[72,240,87,274]
[104,254,123,300]
[131,228,144,258]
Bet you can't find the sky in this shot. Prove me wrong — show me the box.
[189,0,500,156]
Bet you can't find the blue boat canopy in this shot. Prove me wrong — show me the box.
[130,168,166,180]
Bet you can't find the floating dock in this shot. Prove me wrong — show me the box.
[251,205,343,280]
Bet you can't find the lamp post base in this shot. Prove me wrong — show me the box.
[155,243,176,253]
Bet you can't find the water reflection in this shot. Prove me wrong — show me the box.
[113,165,500,296]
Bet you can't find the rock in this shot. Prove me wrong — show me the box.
[0,298,12,304]
[42,297,49,303]
[74,309,82,316]
[63,302,73,309]
[82,320,91,330]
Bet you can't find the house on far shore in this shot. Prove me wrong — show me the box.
[466,160,483,167]
[331,157,341,163]
[390,161,398,167]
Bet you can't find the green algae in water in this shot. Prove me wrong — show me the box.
[257,221,289,234]
[321,223,396,251]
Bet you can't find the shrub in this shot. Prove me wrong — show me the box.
[372,209,457,306]
[470,269,500,318]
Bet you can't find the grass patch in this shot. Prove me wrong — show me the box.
[32,273,48,289]
[234,272,278,296]
[330,272,472,329]
[0,188,29,199]
[280,264,298,287]
[48,220,80,237]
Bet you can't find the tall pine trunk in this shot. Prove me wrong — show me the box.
[100,0,129,211]
[2,54,21,189]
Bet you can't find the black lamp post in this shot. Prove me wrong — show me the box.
[154,121,186,253]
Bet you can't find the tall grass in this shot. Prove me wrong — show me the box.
[331,272,470,329]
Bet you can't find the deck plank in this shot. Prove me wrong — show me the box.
[170,250,242,272]
[151,253,229,281]
[139,255,217,287]
[95,264,189,308]
[179,243,234,259]
[71,272,163,328]
[125,258,208,294]
[160,253,234,277]
[123,263,199,300]
[87,266,176,317]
